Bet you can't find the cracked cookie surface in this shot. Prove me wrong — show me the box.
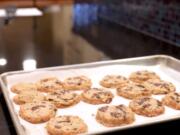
[129,97,165,117]
[46,115,88,135]
[96,105,135,127]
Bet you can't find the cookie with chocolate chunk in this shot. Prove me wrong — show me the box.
[143,79,175,95]
[96,105,135,127]
[162,92,180,110]
[81,88,114,105]
[129,70,160,83]
[46,115,88,135]
[100,75,130,88]
[13,91,45,105]
[129,97,165,117]
[117,83,151,99]
[19,101,56,123]
[63,76,92,90]
[36,77,63,93]
[11,82,37,94]
[46,90,80,108]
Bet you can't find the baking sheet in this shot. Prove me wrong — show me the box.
[1,55,180,135]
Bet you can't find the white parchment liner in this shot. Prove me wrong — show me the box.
[6,64,180,135]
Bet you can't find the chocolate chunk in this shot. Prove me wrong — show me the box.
[137,97,150,105]
[45,85,51,88]
[153,83,162,87]
[31,105,46,111]
[136,84,145,88]
[55,125,61,129]
[42,79,50,82]
[48,98,54,101]
[99,106,108,112]
[116,105,124,110]
[173,93,180,103]
[56,116,71,124]
[105,98,112,103]
[170,96,175,100]
[117,76,121,79]
[161,83,171,91]
[57,120,70,123]
[62,98,74,101]
[54,125,61,129]
[110,112,122,118]
[157,101,162,106]
[142,104,151,108]
[55,81,62,85]
[177,100,180,103]
[94,93,101,99]
[174,93,180,97]
[136,72,141,75]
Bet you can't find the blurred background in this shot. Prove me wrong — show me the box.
[0,0,180,135]
[0,0,179,74]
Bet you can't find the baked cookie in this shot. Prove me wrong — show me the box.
[129,70,160,83]
[63,76,92,90]
[11,82,37,94]
[46,115,88,135]
[46,90,80,108]
[81,88,114,105]
[100,75,130,88]
[96,105,135,127]
[129,97,165,117]
[117,83,151,99]
[143,79,175,95]
[162,92,180,110]
[13,91,45,105]
[19,101,57,123]
[36,77,63,93]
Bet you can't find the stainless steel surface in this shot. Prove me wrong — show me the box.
[0,55,180,135]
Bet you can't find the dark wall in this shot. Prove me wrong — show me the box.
[98,0,180,46]
[73,2,180,59]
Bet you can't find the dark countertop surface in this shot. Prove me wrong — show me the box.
[0,1,180,135]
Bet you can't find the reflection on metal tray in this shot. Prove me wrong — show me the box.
[0,55,180,135]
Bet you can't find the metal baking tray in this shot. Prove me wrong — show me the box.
[1,55,180,135]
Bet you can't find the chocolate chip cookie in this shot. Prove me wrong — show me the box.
[46,90,80,108]
[129,97,165,117]
[143,79,176,95]
[63,76,92,90]
[129,70,160,83]
[13,91,45,105]
[162,92,180,110]
[81,88,114,105]
[11,82,37,94]
[100,75,130,88]
[46,115,88,135]
[19,101,57,123]
[117,83,151,99]
[96,105,135,127]
[36,77,63,93]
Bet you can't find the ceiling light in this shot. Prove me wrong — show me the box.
[16,8,42,17]
[0,58,7,66]
[23,59,37,71]
[0,7,42,17]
